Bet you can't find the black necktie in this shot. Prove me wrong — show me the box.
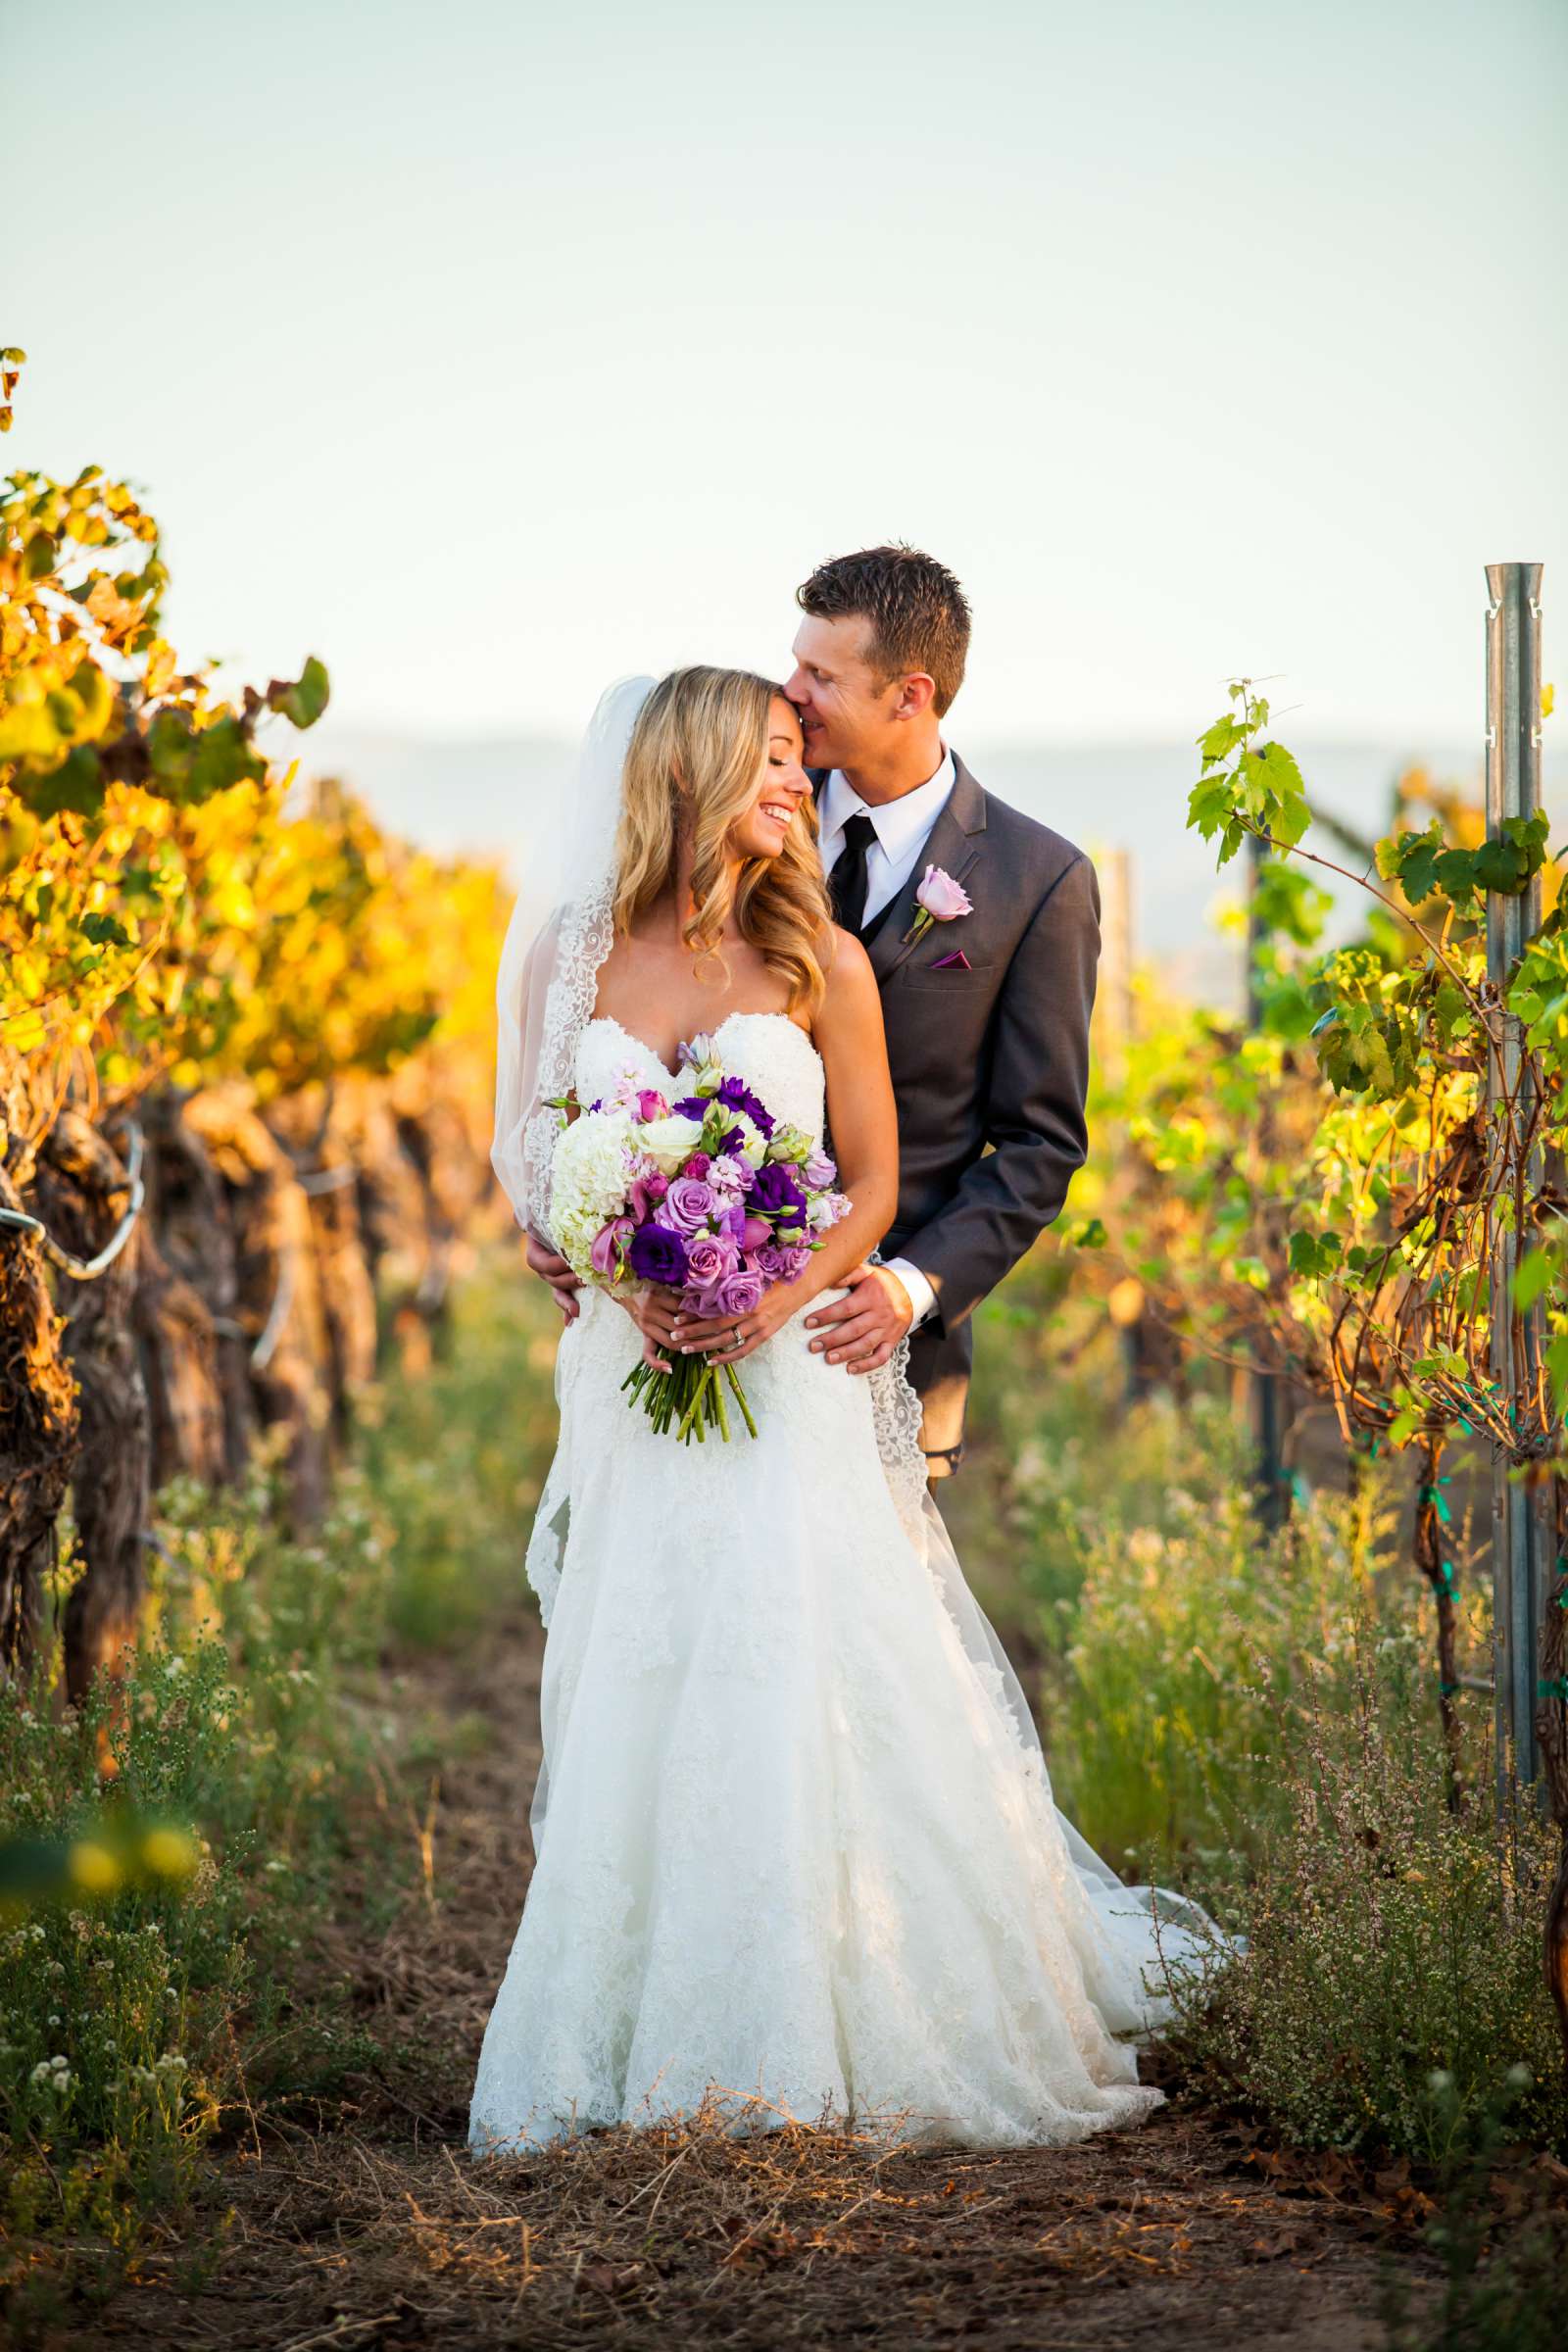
[830,812,878,937]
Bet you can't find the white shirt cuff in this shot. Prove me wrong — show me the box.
[884,1255,936,1330]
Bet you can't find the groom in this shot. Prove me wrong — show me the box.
[788,545,1101,1478]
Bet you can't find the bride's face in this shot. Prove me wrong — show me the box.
[727,697,810,862]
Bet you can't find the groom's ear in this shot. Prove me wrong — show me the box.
[892,671,938,721]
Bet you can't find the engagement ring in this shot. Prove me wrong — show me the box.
[731,1325,744,1349]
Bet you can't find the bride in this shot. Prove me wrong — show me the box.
[471,665,1205,2155]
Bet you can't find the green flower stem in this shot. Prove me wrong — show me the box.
[676,1364,712,1444]
[725,1362,759,1439]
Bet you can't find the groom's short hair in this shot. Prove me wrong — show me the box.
[796,545,971,716]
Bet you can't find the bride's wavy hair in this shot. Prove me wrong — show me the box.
[612,665,833,1014]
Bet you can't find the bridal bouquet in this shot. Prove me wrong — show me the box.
[547,1033,851,1444]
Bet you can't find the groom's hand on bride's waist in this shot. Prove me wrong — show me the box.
[805,1263,913,1376]
[525,1233,582,1323]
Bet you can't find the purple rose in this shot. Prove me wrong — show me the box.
[590,1216,634,1276]
[662,1176,717,1235]
[803,1149,837,1191]
[710,1268,765,1320]
[715,1076,774,1137]
[719,1201,748,1241]
[684,1152,712,1180]
[756,1241,810,1284]
[627,1222,689,1288]
[750,1161,808,1226]
[684,1232,737,1289]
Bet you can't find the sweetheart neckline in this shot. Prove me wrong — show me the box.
[584,1010,817,1084]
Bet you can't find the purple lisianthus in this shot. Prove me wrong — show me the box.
[684,1231,737,1289]
[671,1095,709,1121]
[628,1222,689,1288]
[715,1125,748,1159]
[719,1200,748,1241]
[803,1148,837,1191]
[750,1161,808,1226]
[715,1075,774,1137]
[662,1176,717,1235]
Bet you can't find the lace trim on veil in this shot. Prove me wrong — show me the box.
[520,879,614,1621]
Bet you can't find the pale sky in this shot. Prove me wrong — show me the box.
[6,0,1565,751]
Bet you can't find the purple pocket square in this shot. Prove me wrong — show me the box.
[931,950,971,970]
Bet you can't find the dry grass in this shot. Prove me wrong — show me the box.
[50,1606,1428,2352]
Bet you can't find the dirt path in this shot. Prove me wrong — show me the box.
[90,1604,1429,2352]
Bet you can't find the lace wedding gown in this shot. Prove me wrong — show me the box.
[469,1008,1200,2155]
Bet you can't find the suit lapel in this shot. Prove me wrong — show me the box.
[864,755,987,983]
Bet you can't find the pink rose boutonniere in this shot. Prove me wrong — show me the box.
[903,862,973,947]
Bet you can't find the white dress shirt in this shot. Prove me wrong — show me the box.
[818,749,956,1334]
[818,750,956,926]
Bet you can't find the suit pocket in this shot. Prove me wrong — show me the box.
[895,959,997,992]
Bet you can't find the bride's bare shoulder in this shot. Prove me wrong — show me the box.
[813,925,883,1035]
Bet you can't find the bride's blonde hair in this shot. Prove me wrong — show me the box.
[612,665,833,1015]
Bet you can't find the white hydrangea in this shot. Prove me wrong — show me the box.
[549,1107,635,1275]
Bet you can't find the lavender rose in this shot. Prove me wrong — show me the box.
[662,1176,718,1235]
[683,1231,737,1289]
[803,1148,837,1192]
[916,861,973,922]
[627,1222,689,1288]
[710,1268,765,1320]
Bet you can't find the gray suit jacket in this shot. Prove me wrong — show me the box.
[814,756,1101,1469]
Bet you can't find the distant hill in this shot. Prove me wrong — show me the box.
[300,722,1568,1006]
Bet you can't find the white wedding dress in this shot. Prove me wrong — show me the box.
[468,1004,1208,2156]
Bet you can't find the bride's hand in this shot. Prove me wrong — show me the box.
[669,1278,810,1369]
[615,1284,681,1373]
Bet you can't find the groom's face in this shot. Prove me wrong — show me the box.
[785,614,899,773]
